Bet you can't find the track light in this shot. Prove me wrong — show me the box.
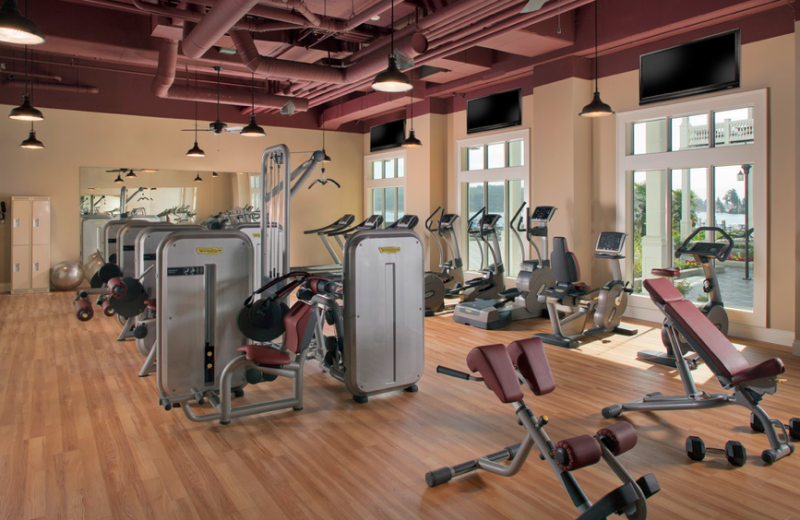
[240,115,265,137]
[371,0,412,93]
[9,92,43,120]
[186,141,205,157]
[20,123,43,149]
[194,172,203,182]
[580,1,614,118]
[0,0,45,45]
[113,173,124,183]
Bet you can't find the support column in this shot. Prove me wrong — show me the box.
[641,170,670,280]
[680,169,692,240]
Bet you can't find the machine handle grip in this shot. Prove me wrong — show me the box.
[437,366,473,380]
[509,202,526,230]
[425,206,443,232]
[677,226,735,261]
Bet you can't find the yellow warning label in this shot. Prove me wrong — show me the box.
[197,247,223,255]
[378,246,401,254]
[253,234,261,238]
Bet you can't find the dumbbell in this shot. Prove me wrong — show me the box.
[685,436,746,467]
[749,413,800,441]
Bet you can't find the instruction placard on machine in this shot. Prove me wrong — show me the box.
[167,266,205,276]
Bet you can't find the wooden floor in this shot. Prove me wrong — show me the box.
[1,292,799,520]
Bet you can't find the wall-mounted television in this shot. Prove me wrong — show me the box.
[370,119,406,152]
[640,30,740,105]
[467,89,522,134]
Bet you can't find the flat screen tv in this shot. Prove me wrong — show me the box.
[370,119,405,152]
[467,89,521,134]
[640,30,740,105]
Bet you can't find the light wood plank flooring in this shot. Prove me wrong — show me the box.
[1,291,798,520]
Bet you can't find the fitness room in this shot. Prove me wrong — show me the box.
[0,0,798,518]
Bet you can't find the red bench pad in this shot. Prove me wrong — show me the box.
[644,277,685,305]
[651,267,680,278]
[466,344,524,404]
[283,301,315,354]
[237,345,291,366]
[507,338,555,396]
[731,358,784,385]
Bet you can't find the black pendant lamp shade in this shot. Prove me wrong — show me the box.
[372,0,412,93]
[212,171,219,178]
[113,173,124,183]
[241,114,265,137]
[125,170,137,178]
[194,172,203,182]
[20,123,43,149]
[403,129,422,147]
[9,92,43,120]
[241,73,265,137]
[0,0,45,45]
[186,140,205,157]
[580,0,614,118]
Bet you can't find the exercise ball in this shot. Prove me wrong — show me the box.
[83,252,105,284]
[51,261,85,291]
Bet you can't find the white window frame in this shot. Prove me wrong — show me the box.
[456,128,530,277]
[616,89,768,327]
[364,149,407,224]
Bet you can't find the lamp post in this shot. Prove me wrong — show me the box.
[737,164,752,280]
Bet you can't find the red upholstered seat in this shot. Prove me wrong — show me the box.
[282,301,315,354]
[644,278,687,304]
[466,344,524,404]
[730,358,785,385]
[651,267,680,278]
[507,338,555,396]
[237,345,291,366]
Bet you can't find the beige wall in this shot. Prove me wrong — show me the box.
[0,107,363,286]
[594,33,796,334]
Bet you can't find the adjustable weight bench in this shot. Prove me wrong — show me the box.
[603,277,796,464]
[429,338,659,520]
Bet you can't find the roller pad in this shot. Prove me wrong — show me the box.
[466,344,524,404]
[507,338,555,396]
[107,277,127,298]
[74,298,94,322]
[596,422,638,455]
[101,299,116,317]
[556,435,602,471]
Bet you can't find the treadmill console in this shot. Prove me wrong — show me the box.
[363,214,383,229]
[481,214,502,230]
[336,214,355,226]
[595,232,626,254]
[390,214,419,230]
[531,206,557,222]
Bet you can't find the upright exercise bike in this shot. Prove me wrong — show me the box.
[535,232,637,348]
[637,226,734,368]
[452,204,557,329]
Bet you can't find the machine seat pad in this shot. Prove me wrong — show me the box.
[651,267,680,278]
[730,358,785,385]
[507,338,555,396]
[466,344,524,404]
[662,299,750,380]
[145,299,157,311]
[237,345,291,366]
[644,277,687,305]
[573,282,589,292]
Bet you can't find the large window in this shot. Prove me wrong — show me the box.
[618,90,766,326]
[365,152,406,227]
[250,174,261,210]
[457,129,529,277]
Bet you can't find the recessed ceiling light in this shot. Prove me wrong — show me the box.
[370,15,380,21]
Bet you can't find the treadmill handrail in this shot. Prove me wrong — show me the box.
[304,214,355,235]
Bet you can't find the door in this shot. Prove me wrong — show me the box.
[12,199,31,246]
[31,244,51,291]
[31,199,50,245]
[11,246,31,292]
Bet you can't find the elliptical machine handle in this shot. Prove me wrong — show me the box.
[425,206,443,232]
[676,226,735,261]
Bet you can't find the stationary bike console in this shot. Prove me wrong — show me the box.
[675,227,734,262]
[595,232,626,256]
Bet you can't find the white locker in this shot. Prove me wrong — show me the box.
[10,197,51,294]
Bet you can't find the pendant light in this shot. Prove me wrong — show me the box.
[241,72,265,137]
[371,0,412,93]
[113,173,124,183]
[321,115,332,162]
[194,172,203,182]
[20,121,43,148]
[402,90,422,148]
[9,45,43,120]
[186,72,205,156]
[212,171,219,178]
[0,0,45,45]
[580,0,614,117]
[125,169,137,178]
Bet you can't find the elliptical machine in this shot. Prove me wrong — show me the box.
[637,226,734,369]
[452,204,557,330]
[423,207,464,299]
[535,232,637,348]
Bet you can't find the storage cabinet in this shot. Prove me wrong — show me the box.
[10,197,51,294]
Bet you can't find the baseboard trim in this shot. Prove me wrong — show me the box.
[625,306,795,349]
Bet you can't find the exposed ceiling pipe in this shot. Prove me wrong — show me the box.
[152,38,309,110]
[2,79,99,93]
[426,0,522,39]
[181,0,263,59]
[131,0,300,32]
[230,29,427,84]
[3,70,62,82]
[283,0,320,26]
[342,0,403,32]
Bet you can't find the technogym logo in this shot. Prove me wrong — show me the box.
[378,246,401,254]
[196,247,223,255]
